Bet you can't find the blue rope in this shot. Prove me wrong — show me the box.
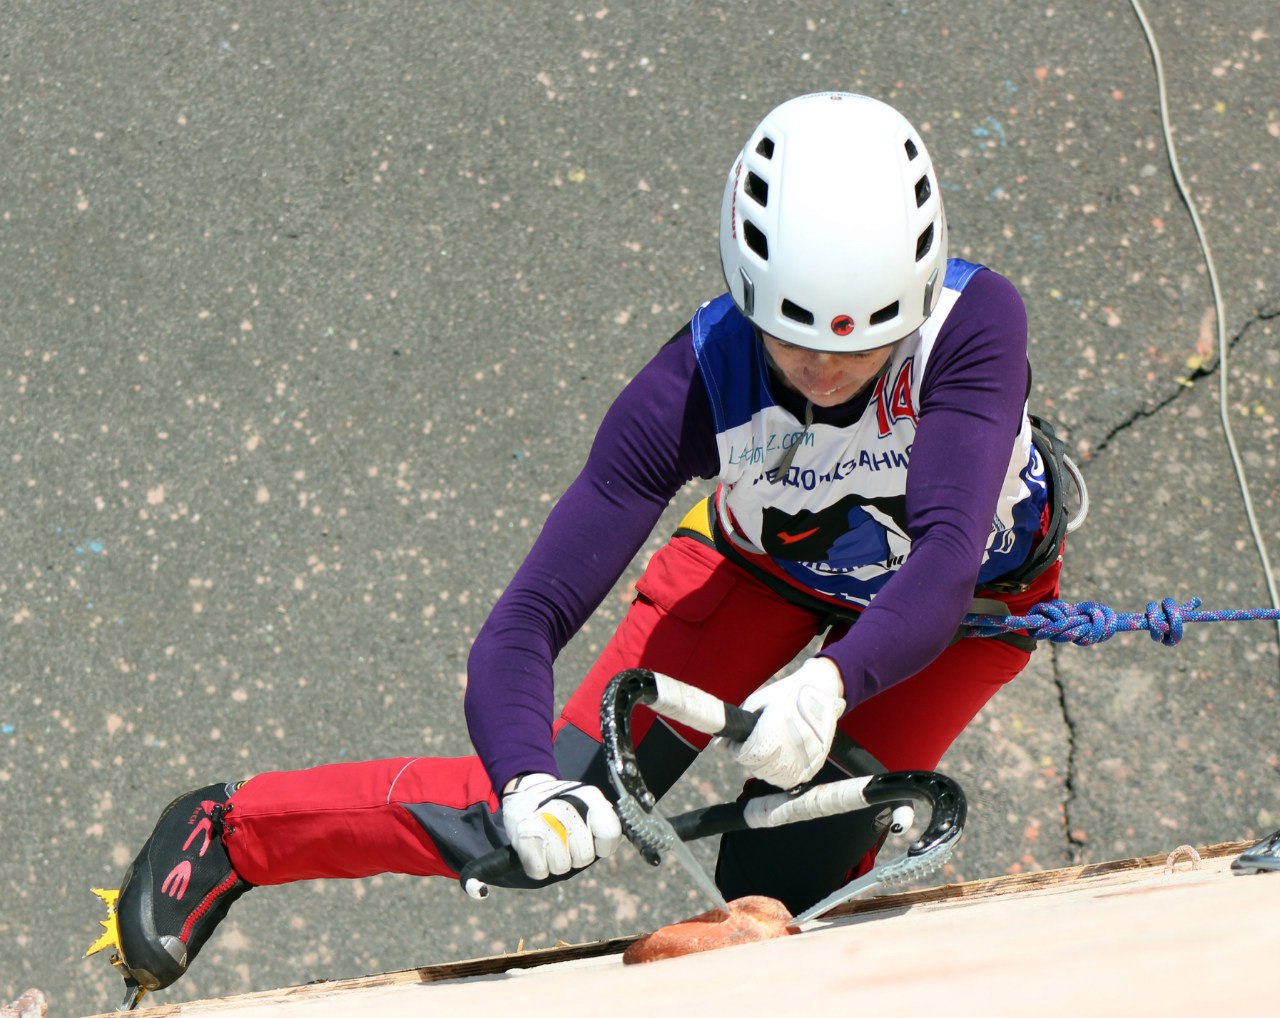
[963,597,1280,648]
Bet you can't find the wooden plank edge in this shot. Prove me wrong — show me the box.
[95,837,1260,1017]
[823,837,1258,921]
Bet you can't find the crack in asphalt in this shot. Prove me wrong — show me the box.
[1050,644,1085,863]
[1092,302,1280,457]
[1049,299,1278,863]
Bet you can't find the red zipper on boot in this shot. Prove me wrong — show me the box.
[180,873,240,944]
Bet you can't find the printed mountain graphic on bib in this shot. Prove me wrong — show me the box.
[760,494,907,565]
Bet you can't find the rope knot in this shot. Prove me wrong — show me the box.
[1027,599,1118,645]
[1143,596,1201,646]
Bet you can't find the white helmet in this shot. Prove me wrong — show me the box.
[719,92,948,352]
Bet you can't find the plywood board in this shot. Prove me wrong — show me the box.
[82,840,1278,1018]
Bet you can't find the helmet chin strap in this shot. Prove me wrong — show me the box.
[769,399,813,484]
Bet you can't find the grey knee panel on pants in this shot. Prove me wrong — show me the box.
[401,721,698,890]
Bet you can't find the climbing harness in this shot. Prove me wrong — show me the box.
[674,411,1087,651]
[982,414,1087,595]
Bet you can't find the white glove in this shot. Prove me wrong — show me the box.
[501,773,623,881]
[728,657,846,789]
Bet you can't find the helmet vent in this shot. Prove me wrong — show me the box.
[756,136,776,159]
[914,174,931,208]
[781,299,814,326]
[869,302,899,326]
[915,223,934,262]
[743,220,769,260]
[745,172,769,207]
[904,138,919,160]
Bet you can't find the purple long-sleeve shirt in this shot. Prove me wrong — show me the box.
[466,268,1030,792]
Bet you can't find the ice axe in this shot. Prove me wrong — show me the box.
[1233,829,1280,874]
[460,668,966,924]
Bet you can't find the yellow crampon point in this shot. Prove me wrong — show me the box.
[86,888,146,1011]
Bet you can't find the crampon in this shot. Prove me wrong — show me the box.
[86,887,147,1011]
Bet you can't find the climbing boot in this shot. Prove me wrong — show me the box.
[88,782,252,1009]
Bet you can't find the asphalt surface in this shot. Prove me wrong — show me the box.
[1,3,1277,1014]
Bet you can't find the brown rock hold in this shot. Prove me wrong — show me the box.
[622,895,799,964]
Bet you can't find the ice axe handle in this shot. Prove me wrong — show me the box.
[716,700,759,742]
[600,669,759,826]
[457,792,598,899]
[456,769,963,898]
[459,844,520,900]
[636,669,760,742]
